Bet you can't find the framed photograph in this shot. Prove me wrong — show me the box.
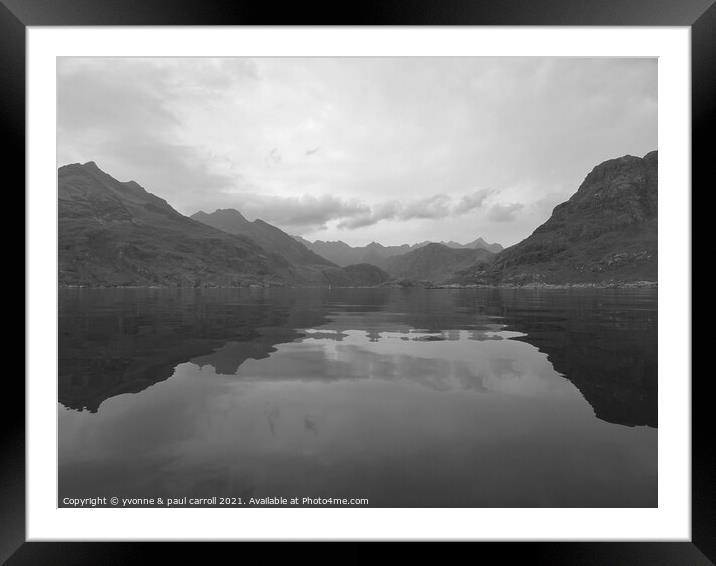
[9,0,707,563]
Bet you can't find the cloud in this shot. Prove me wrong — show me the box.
[228,193,370,232]
[487,203,524,222]
[336,193,473,230]
[453,189,495,214]
[57,56,656,246]
[265,148,282,167]
[338,200,401,230]
[56,58,260,210]
[399,194,451,220]
[243,190,497,232]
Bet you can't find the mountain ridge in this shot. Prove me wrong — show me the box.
[453,151,658,285]
[59,162,293,287]
[385,243,495,284]
[190,208,335,280]
[58,150,658,287]
[59,163,389,287]
[295,236,502,268]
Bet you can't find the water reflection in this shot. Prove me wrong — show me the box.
[59,287,656,427]
[59,287,657,507]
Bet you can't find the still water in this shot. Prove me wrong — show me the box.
[59,287,657,507]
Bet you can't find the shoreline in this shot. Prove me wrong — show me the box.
[428,281,657,290]
[59,281,658,290]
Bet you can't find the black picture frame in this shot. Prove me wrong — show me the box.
[5,1,708,563]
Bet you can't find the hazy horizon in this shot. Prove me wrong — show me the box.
[58,57,657,247]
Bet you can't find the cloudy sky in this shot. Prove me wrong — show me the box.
[57,57,656,247]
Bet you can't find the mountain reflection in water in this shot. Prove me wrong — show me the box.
[59,287,657,507]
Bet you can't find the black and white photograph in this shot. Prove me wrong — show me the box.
[0,0,706,557]
[55,55,660,510]
[11,7,716,565]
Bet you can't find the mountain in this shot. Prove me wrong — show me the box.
[58,162,296,287]
[296,237,502,268]
[59,151,656,288]
[190,210,397,288]
[191,209,333,268]
[455,151,658,285]
[385,243,495,284]
[321,263,391,287]
[296,239,410,268]
[462,237,504,253]
[436,238,503,253]
[58,161,395,288]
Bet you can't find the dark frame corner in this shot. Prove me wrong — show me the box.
[6,0,709,563]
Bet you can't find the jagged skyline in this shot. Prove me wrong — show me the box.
[58,57,656,246]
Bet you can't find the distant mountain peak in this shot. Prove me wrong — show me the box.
[299,236,504,269]
[59,160,100,173]
[62,162,150,197]
[192,208,249,226]
[191,207,334,270]
[385,242,495,284]
[215,208,247,218]
[464,237,503,253]
[58,162,289,287]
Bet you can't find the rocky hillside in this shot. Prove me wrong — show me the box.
[59,151,657,288]
[385,243,495,284]
[59,162,395,288]
[456,151,658,285]
[192,209,333,268]
[321,263,391,287]
[59,162,292,287]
